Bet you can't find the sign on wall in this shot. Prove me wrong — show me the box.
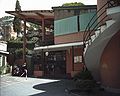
[0,42,7,51]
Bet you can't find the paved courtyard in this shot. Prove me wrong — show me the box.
[0,75,120,96]
[0,75,76,96]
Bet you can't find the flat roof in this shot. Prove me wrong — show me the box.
[34,42,83,52]
[5,10,54,25]
[52,5,97,10]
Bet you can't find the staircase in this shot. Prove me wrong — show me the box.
[83,0,120,81]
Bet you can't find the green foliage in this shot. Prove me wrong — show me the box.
[0,66,5,75]
[26,23,40,43]
[7,37,34,60]
[15,48,23,58]
[73,70,100,92]
[28,23,39,31]
[76,80,96,91]
[13,17,22,33]
[7,39,35,49]
[73,70,93,81]
[14,48,31,59]
[62,2,84,6]
[13,0,22,35]
[0,65,10,75]
[1,16,13,20]
[0,16,13,26]
[15,0,21,11]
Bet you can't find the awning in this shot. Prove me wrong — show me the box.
[0,50,9,55]
[34,42,83,52]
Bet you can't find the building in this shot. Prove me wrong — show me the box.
[0,41,9,74]
[0,17,17,41]
[83,0,120,93]
[6,5,97,78]
[5,10,54,76]
[34,5,97,78]
[5,0,120,93]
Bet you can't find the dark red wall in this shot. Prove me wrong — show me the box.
[66,47,84,77]
[97,0,109,25]
[55,32,83,44]
[100,31,120,89]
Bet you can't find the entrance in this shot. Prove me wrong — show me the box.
[44,51,66,78]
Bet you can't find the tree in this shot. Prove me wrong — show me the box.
[62,2,84,6]
[0,16,14,40]
[0,16,13,27]
[13,0,22,37]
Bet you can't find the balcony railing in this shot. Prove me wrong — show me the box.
[82,0,120,69]
[83,0,120,50]
[108,0,120,8]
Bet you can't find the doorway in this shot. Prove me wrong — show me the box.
[44,51,66,78]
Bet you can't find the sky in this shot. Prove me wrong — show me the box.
[0,0,97,18]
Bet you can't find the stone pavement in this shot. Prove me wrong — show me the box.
[0,75,120,96]
[0,75,76,96]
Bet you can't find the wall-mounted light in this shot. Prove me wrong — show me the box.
[45,51,49,56]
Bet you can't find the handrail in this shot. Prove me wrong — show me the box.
[83,1,109,42]
[84,9,107,41]
[83,0,120,48]
[85,15,108,43]
[108,0,120,8]
[82,0,120,70]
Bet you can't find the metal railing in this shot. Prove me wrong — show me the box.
[83,0,120,51]
[108,0,120,8]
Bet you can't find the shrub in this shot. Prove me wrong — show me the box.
[0,65,11,75]
[73,69,93,81]
[0,66,5,75]
[73,69,98,92]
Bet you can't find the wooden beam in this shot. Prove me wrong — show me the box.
[42,17,45,42]
[23,20,27,64]
[72,46,74,71]
[35,12,44,18]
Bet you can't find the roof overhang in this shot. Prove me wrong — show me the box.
[34,42,83,52]
[5,10,54,25]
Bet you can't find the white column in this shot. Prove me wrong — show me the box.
[0,55,2,67]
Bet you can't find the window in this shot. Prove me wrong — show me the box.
[74,10,80,15]
[90,9,97,12]
[74,55,82,64]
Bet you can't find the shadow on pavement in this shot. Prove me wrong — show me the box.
[30,78,120,96]
[30,79,76,96]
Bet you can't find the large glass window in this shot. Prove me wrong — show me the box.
[79,12,97,31]
[54,12,97,36]
[54,16,78,36]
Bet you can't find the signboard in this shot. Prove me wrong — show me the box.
[0,42,7,51]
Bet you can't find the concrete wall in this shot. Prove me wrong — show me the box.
[54,9,75,20]
[100,30,120,89]
[53,6,97,20]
